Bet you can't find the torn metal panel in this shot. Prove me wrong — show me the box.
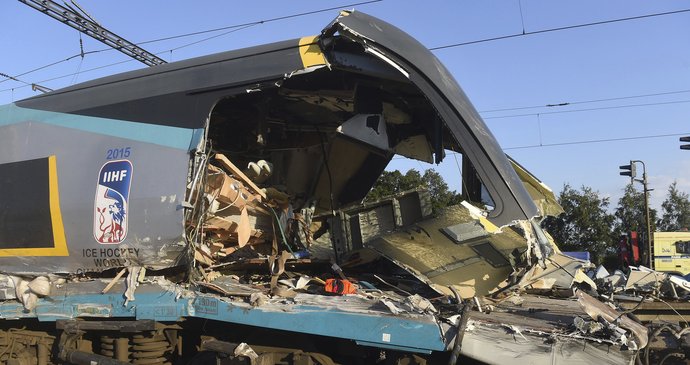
[325,10,540,227]
[329,189,432,259]
[460,321,634,365]
[336,114,391,151]
[575,289,648,349]
[393,135,434,163]
[518,252,594,290]
[297,35,328,69]
[364,204,527,298]
[509,156,564,218]
[461,294,637,364]
[625,266,667,291]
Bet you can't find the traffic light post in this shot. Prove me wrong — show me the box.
[619,160,653,269]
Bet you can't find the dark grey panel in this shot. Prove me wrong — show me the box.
[17,40,304,128]
[0,122,188,274]
[470,242,510,268]
[0,157,53,249]
[328,11,539,225]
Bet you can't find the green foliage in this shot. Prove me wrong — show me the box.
[657,181,690,231]
[614,183,657,237]
[541,184,615,264]
[366,169,461,212]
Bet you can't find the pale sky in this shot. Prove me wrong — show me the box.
[2,0,689,211]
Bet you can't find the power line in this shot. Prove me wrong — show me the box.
[483,99,690,120]
[1,0,384,93]
[167,24,257,53]
[503,132,690,150]
[429,7,690,51]
[2,2,688,108]
[0,59,135,94]
[0,72,31,86]
[390,131,690,159]
[3,3,685,96]
[1,0,383,85]
[3,2,682,88]
[0,50,108,86]
[480,89,690,113]
[136,0,383,47]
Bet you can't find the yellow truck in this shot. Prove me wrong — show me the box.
[653,232,690,275]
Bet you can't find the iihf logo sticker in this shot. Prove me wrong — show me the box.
[94,160,132,244]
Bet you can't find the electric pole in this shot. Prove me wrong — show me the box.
[619,160,653,269]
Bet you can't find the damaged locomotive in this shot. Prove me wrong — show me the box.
[0,9,683,365]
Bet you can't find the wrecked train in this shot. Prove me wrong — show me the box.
[0,9,677,365]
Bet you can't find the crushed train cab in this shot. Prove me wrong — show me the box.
[0,10,575,365]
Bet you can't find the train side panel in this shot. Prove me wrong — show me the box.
[0,103,199,274]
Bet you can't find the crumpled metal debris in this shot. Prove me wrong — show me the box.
[575,288,648,350]
[378,294,438,315]
[404,294,437,314]
[234,342,259,360]
[573,316,605,335]
[250,292,269,307]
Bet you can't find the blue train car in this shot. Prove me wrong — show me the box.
[0,10,557,364]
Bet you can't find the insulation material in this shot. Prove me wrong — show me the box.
[188,153,313,269]
[364,204,526,299]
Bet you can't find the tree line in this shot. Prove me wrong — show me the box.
[542,181,690,264]
[368,168,690,265]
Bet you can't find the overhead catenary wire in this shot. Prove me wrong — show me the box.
[0,0,383,86]
[0,72,31,86]
[429,7,690,51]
[0,50,106,86]
[483,99,690,120]
[135,0,383,46]
[390,131,690,159]
[503,132,690,150]
[1,2,689,158]
[480,89,690,114]
[1,3,686,93]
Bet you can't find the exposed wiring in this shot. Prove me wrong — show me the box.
[644,325,678,365]
[650,295,690,326]
[658,352,684,365]
[267,206,294,255]
[212,186,242,213]
[613,295,649,322]
[373,274,413,296]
